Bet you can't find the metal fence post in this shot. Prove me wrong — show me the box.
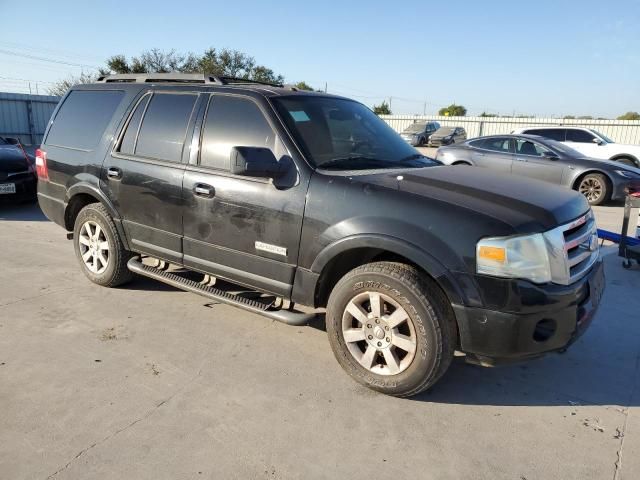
[26,100,36,145]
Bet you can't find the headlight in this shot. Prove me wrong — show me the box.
[476,233,551,283]
[615,169,640,179]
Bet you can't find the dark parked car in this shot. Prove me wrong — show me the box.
[428,126,467,147]
[37,74,603,397]
[435,134,640,205]
[399,121,440,146]
[0,136,37,203]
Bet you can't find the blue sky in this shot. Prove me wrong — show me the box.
[1,0,638,117]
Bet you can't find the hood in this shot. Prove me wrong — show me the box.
[577,156,640,175]
[352,165,589,233]
[0,145,30,174]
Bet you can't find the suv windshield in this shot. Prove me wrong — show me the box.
[274,96,438,170]
[403,123,427,133]
[588,129,614,143]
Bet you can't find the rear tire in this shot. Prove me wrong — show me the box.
[577,173,610,206]
[73,203,134,287]
[326,262,456,397]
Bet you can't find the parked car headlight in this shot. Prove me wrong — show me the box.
[476,233,551,283]
[615,169,640,179]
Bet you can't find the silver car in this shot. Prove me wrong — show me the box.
[435,134,640,205]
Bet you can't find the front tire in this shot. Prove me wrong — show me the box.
[578,173,610,206]
[73,203,134,287]
[326,262,456,397]
[614,156,639,168]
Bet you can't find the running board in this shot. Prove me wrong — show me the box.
[127,257,315,326]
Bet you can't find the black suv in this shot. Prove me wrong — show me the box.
[37,74,605,397]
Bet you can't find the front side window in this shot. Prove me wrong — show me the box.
[200,95,276,170]
[274,96,438,170]
[134,93,197,162]
[516,139,552,156]
[46,90,124,150]
[566,129,596,143]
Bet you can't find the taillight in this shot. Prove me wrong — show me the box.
[35,149,49,181]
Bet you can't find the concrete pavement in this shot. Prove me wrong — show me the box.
[0,202,638,480]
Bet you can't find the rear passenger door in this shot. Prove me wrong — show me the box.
[103,91,200,263]
[469,137,514,172]
[181,94,307,297]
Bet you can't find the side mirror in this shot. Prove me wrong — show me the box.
[229,146,281,178]
[5,137,20,145]
[592,138,604,145]
[542,151,559,160]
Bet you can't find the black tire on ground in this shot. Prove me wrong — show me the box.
[326,261,456,398]
[453,161,471,166]
[577,173,610,206]
[73,203,134,287]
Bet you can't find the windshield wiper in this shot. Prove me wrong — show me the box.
[318,156,391,170]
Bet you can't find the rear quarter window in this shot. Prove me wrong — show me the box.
[45,90,124,150]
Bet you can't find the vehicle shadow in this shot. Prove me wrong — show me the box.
[0,202,48,221]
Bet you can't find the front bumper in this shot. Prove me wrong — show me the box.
[429,138,452,147]
[453,258,605,365]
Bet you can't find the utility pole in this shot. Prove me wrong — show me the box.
[423,101,426,116]
[28,82,32,95]
[389,96,393,110]
[324,82,327,93]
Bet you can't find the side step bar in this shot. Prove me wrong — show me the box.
[127,257,316,326]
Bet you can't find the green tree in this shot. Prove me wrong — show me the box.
[479,112,497,117]
[293,81,315,91]
[372,100,392,115]
[47,71,97,97]
[438,104,467,116]
[617,111,640,120]
[49,47,285,95]
[563,115,576,119]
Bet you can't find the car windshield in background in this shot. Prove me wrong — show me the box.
[545,139,584,157]
[436,127,455,135]
[404,123,426,133]
[589,129,615,143]
[274,96,439,170]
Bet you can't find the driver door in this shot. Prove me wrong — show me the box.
[512,139,565,184]
[182,93,308,296]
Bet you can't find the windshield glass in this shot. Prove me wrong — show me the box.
[589,129,614,143]
[403,123,426,133]
[435,127,455,135]
[273,96,439,170]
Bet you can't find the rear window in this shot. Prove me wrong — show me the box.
[134,93,198,162]
[46,90,124,150]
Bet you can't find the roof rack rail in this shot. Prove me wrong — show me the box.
[96,73,284,88]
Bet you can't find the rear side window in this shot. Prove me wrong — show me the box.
[472,137,512,153]
[135,93,197,162]
[566,129,596,143]
[46,90,124,150]
[119,94,151,155]
[200,95,276,170]
[525,128,566,141]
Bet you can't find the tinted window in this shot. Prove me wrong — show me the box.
[46,90,124,150]
[516,139,551,156]
[524,128,566,141]
[566,129,596,143]
[472,137,512,153]
[200,95,276,170]
[119,94,151,155]
[135,93,197,162]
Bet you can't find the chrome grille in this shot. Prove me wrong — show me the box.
[544,210,599,285]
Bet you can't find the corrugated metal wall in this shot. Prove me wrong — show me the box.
[380,115,640,145]
[0,92,60,145]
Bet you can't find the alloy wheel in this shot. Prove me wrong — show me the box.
[578,178,603,203]
[341,291,417,376]
[78,220,109,274]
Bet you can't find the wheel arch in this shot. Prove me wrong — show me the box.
[609,153,640,167]
[571,169,614,191]
[309,235,465,309]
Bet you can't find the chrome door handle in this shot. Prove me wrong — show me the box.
[193,184,214,197]
[107,167,122,179]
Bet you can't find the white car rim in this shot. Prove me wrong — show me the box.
[78,220,109,274]
[579,178,603,203]
[341,291,417,376]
